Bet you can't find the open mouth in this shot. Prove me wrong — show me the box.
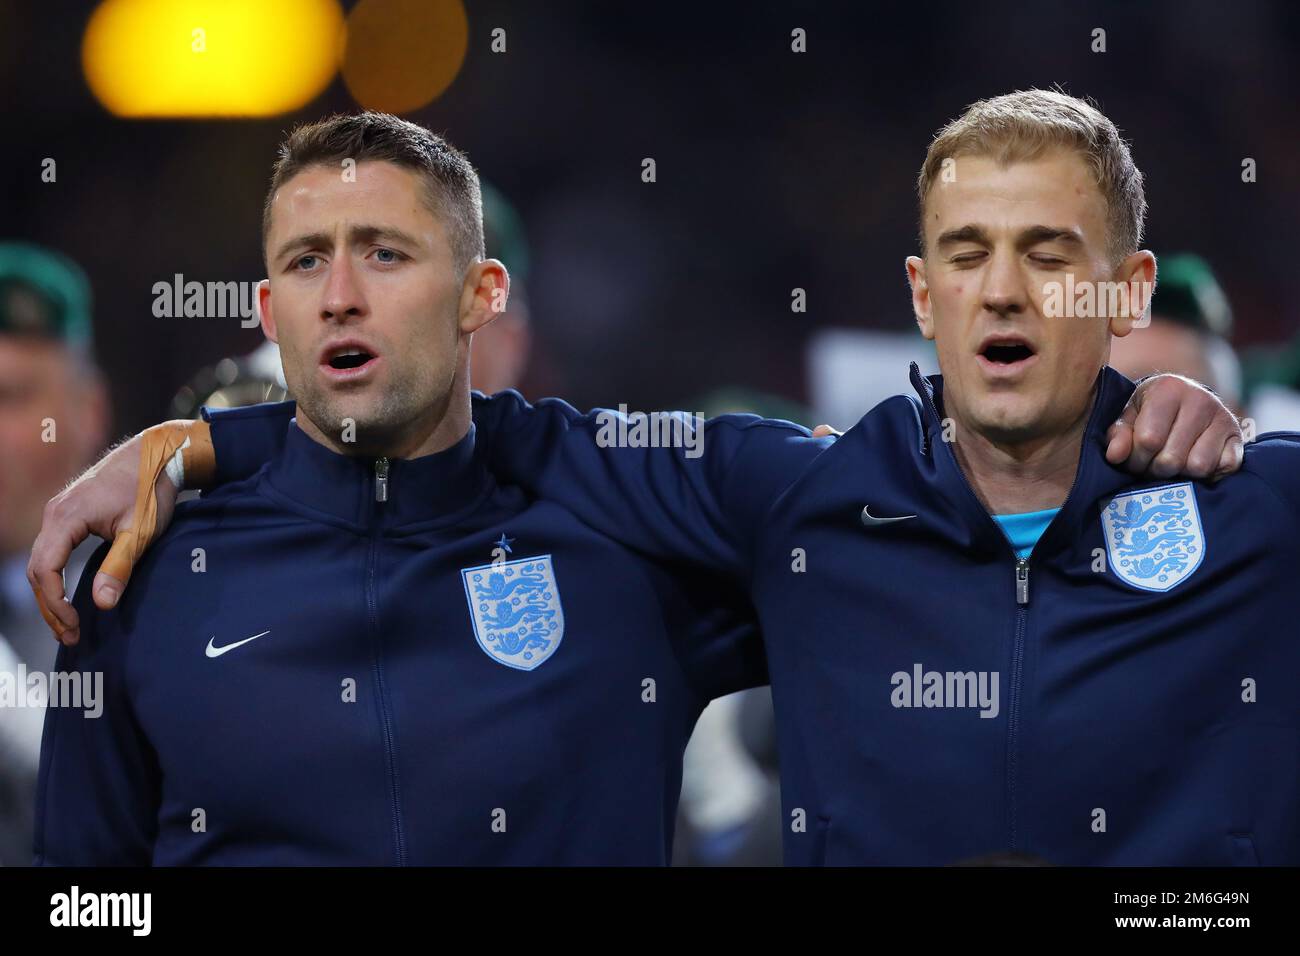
[981,342,1035,365]
[320,342,381,379]
[975,335,1038,377]
[327,348,375,371]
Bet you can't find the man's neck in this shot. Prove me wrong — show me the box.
[949,399,1094,516]
[295,392,470,461]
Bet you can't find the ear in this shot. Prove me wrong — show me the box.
[459,259,510,335]
[257,279,277,344]
[906,256,935,340]
[1109,251,1156,338]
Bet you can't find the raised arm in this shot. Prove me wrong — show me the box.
[474,390,827,578]
[27,401,294,644]
[25,374,1241,641]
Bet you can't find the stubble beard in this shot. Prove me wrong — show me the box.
[296,372,441,457]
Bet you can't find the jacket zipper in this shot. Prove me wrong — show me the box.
[990,541,1030,850]
[367,456,406,865]
[1007,572,1028,849]
[913,368,1110,853]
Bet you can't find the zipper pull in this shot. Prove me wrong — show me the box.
[1015,559,1030,605]
[374,456,389,503]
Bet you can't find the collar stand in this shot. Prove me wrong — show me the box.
[265,419,489,528]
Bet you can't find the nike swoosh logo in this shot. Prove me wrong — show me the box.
[205,630,270,659]
[861,506,917,527]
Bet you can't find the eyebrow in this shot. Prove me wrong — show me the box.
[935,224,1086,251]
[935,224,991,248]
[272,224,423,265]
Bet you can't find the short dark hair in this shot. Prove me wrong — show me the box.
[262,112,485,275]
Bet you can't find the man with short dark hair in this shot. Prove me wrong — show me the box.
[31,113,765,865]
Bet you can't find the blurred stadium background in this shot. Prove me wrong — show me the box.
[5,0,1300,424]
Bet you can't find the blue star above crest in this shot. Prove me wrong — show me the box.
[495,533,515,555]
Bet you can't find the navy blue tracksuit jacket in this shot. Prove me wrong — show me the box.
[467,366,1300,865]
[89,368,1299,865]
[35,412,763,865]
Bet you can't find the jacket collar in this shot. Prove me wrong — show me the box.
[907,362,1142,560]
[264,418,490,529]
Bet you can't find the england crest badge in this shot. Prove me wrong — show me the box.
[1100,482,1206,592]
[461,555,565,670]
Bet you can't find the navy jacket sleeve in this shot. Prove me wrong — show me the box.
[472,390,832,580]
[33,541,160,866]
[1243,430,1300,518]
[199,392,831,579]
[200,400,296,487]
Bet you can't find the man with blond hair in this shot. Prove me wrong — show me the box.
[30,94,1268,865]
[470,89,1296,864]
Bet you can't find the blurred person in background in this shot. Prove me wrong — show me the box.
[1109,253,1243,416]
[0,242,109,865]
[1242,330,1300,434]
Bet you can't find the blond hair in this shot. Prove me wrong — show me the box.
[917,89,1147,262]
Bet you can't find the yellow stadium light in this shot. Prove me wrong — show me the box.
[83,0,344,118]
[342,0,468,114]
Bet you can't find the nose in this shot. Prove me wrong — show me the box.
[320,253,368,322]
[980,248,1028,320]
